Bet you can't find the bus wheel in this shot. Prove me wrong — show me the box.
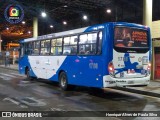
[59,72,68,91]
[26,68,32,81]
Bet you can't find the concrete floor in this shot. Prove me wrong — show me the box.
[0,68,160,120]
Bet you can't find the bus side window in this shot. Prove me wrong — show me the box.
[71,46,77,54]
[97,31,102,54]
[78,33,97,55]
[63,36,77,55]
[70,36,77,55]
[25,42,33,55]
[63,37,70,55]
[40,40,50,55]
[33,41,40,55]
[79,34,87,55]
[51,38,62,55]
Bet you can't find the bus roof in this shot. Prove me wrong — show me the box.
[19,22,150,43]
[20,27,88,43]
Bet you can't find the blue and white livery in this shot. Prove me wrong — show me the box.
[19,22,151,90]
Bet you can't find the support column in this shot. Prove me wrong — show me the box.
[33,17,38,37]
[152,42,155,80]
[143,0,152,29]
[143,0,153,80]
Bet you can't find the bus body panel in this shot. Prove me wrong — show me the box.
[59,56,104,87]
[19,22,151,88]
[103,50,150,87]
[102,23,151,87]
[19,55,104,88]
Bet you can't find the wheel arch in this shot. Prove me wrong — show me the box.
[25,66,29,75]
[58,70,66,78]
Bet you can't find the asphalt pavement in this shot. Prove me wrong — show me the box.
[0,64,160,98]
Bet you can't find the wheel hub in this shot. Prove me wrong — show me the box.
[61,76,66,87]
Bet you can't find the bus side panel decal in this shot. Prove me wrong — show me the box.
[28,56,67,79]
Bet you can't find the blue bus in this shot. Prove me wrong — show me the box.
[19,22,152,90]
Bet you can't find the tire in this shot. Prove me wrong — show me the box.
[59,72,68,91]
[26,68,32,81]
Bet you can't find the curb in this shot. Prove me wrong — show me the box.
[114,87,160,98]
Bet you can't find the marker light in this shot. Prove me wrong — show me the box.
[147,63,151,70]
[145,62,151,76]
[108,62,115,73]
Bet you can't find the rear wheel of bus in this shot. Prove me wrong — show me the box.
[59,72,68,90]
[59,71,74,91]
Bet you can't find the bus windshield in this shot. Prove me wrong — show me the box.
[114,26,148,48]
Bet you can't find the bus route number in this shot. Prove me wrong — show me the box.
[118,57,128,62]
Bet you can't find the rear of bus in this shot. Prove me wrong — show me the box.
[103,23,151,87]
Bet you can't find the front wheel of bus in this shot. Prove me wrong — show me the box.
[26,68,32,81]
[59,72,68,91]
